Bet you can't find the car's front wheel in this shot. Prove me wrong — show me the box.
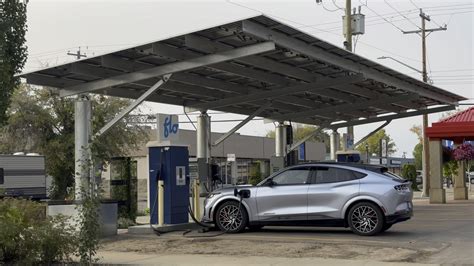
[215,201,248,233]
[348,202,384,236]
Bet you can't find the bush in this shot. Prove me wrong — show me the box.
[401,164,418,191]
[0,198,78,264]
[117,217,136,229]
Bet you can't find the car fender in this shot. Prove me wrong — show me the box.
[341,195,385,219]
[209,195,251,222]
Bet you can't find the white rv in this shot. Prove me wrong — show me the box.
[0,154,47,199]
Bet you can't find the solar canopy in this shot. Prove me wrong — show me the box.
[20,15,465,127]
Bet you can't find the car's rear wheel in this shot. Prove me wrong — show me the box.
[381,223,392,232]
[348,202,384,236]
[215,201,248,233]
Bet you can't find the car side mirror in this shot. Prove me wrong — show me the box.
[267,179,275,187]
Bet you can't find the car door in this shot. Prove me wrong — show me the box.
[307,166,363,220]
[255,166,310,222]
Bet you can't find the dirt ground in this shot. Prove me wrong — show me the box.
[100,233,433,264]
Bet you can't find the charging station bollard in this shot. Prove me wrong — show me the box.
[193,179,201,220]
[158,180,164,226]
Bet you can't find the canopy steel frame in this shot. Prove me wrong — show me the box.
[241,20,458,104]
[353,120,392,147]
[212,102,271,147]
[60,41,276,97]
[95,74,171,137]
[329,105,456,129]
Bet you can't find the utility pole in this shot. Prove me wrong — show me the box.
[344,0,352,52]
[67,47,87,60]
[344,0,354,151]
[404,9,447,197]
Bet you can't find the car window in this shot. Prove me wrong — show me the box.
[272,168,310,185]
[312,167,365,184]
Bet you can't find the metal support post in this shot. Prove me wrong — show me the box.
[197,112,210,194]
[275,122,287,157]
[74,95,92,200]
[330,130,339,161]
[422,114,430,197]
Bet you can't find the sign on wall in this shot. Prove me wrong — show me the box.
[157,114,179,143]
[227,153,236,162]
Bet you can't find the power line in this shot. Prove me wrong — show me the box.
[385,0,420,29]
[359,0,407,33]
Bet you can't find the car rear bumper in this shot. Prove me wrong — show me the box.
[386,208,413,225]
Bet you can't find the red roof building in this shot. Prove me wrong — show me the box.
[426,107,474,143]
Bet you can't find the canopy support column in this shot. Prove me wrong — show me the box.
[422,114,431,197]
[453,143,469,200]
[74,95,92,200]
[330,130,339,161]
[197,112,210,194]
[275,122,287,157]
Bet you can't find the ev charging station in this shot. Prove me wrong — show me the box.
[148,114,190,225]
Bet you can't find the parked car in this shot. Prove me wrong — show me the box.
[468,172,474,184]
[203,163,413,236]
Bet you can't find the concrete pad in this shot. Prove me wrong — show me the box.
[98,252,437,266]
[128,223,200,235]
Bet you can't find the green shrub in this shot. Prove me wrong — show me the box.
[0,198,77,264]
[117,217,136,229]
[36,215,77,264]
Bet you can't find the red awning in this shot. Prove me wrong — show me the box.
[426,107,474,142]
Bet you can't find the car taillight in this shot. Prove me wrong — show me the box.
[394,184,410,192]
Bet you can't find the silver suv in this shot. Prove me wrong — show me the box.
[202,163,413,236]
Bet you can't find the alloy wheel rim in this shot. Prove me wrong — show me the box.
[351,205,378,233]
[218,205,243,231]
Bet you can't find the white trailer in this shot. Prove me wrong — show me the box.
[0,154,47,199]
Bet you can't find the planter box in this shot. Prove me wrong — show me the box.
[47,200,117,237]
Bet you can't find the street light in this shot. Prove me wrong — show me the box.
[377,56,433,84]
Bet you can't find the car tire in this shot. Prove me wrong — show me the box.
[215,201,248,233]
[470,179,474,185]
[347,202,384,236]
[381,223,392,232]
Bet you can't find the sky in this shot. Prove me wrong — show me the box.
[23,0,474,157]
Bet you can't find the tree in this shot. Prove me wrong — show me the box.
[401,164,418,190]
[355,129,396,156]
[410,125,423,170]
[0,85,147,199]
[0,0,28,126]
[266,124,330,152]
[413,143,423,170]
